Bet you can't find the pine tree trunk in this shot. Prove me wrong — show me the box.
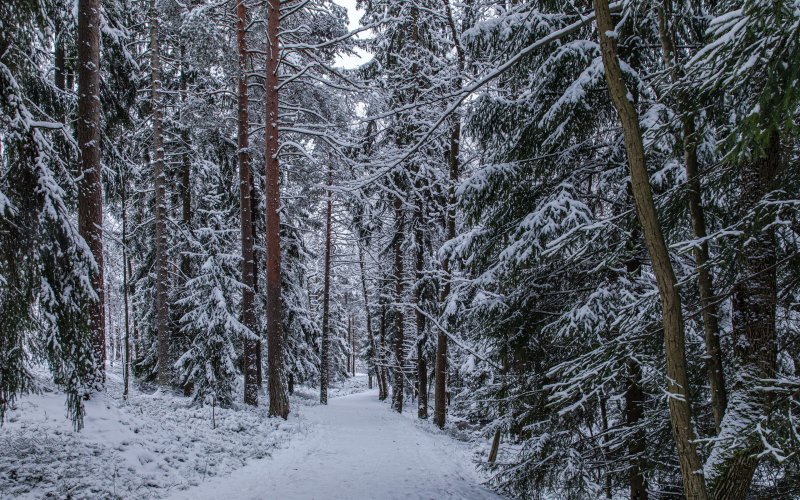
[349,314,355,376]
[379,301,389,401]
[54,16,66,95]
[626,361,648,500]
[624,232,649,500]
[179,44,192,280]
[320,162,332,405]
[593,0,707,497]
[122,180,131,400]
[150,0,170,386]
[435,0,464,430]
[264,0,288,419]
[414,197,427,419]
[392,195,405,413]
[237,0,258,407]
[707,133,780,500]
[488,428,501,463]
[656,1,727,432]
[77,0,105,385]
[251,171,263,387]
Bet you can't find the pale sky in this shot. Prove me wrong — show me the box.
[333,0,370,69]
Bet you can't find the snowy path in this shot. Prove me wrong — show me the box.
[170,389,503,500]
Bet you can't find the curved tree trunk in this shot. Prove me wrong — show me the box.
[593,0,708,497]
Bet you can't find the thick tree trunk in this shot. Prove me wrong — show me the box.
[593,0,707,497]
[707,134,780,500]
[237,0,258,407]
[264,0,289,419]
[656,1,727,432]
[77,0,105,385]
[150,0,171,386]
[391,195,405,413]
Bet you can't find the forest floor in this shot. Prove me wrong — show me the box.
[0,368,503,499]
[170,385,504,500]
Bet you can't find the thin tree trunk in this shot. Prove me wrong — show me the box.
[122,180,131,400]
[392,195,405,413]
[237,0,258,407]
[625,231,649,500]
[379,300,389,401]
[128,256,139,360]
[358,244,385,399]
[414,197,427,419]
[251,170,263,387]
[54,20,66,93]
[435,0,464,430]
[626,361,648,500]
[350,314,355,376]
[320,162,332,405]
[593,0,707,497]
[77,0,105,385]
[264,0,288,418]
[599,397,612,499]
[656,0,727,432]
[179,43,192,283]
[150,0,170,386]
[487,429,501,463]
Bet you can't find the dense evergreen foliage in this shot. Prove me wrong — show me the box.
[1,0,798,497]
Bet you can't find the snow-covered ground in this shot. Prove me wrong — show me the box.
[0,367,300,499]
[171,387,503,500]
[1,370,502,499]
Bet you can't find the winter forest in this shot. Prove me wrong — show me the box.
[1,0,799,498]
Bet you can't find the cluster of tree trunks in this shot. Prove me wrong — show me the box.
[593,0,780,497]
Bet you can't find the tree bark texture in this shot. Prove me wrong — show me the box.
[593,0,708,497]
[237,0,258,407]
[150,0,171,386]
[77,0,105,384]
[656,0,727,433]
[320,162,333,405]
[264,0,288,418]
[392,195,405,413]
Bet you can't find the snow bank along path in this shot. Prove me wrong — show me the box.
[170,389,504,500]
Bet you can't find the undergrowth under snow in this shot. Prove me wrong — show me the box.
[0,366,363,499]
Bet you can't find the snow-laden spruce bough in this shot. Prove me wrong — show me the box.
[2,0,799,498]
